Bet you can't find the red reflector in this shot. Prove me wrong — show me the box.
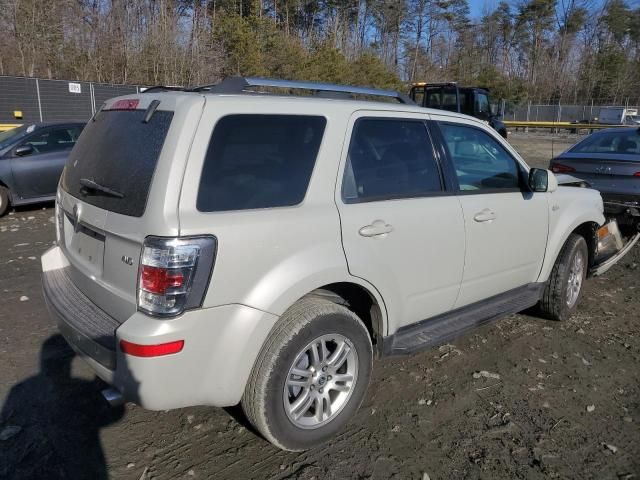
[120,339,184,357]
[550,162,575,173]
[109,99,139,110]
[141,266,184,294]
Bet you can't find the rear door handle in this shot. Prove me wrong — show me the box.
[359,220,394,237]
[473,208,496,223]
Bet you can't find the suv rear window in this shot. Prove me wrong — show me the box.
[61,109,173,217]
[197,115,326,212]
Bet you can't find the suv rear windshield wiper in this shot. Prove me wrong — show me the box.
[79,178,125,199]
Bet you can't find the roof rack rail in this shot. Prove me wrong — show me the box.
[140,85,187,93]
[192,77,415,104]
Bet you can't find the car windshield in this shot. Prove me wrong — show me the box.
[570,129,640,155]
[0,125,32,150]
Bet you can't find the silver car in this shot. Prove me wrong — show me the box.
[42,78,634,451]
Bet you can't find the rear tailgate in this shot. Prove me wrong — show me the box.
[57,93,205,323]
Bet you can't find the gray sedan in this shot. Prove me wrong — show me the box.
[550,127,639,207]
[0,122,85,216]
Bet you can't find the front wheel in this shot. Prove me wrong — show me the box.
[0,186,10,217]
[242,297,373,451]
[537,233,588,321]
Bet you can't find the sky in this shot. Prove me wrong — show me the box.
[466,0,639,20]
[467,0,494,18]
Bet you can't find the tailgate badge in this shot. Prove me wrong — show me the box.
[121,256,134,266]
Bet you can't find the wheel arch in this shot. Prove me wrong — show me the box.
[303,282,387,356]
[571,221,599,272]
[540,219,601,282]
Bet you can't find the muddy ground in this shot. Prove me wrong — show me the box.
[1,134,638,480]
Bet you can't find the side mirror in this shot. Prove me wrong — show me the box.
[529,168,558,193]
[15,144,34,157]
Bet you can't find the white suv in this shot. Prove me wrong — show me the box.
[41,77,630,451]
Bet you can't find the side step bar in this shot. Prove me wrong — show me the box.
[383,283,545,356]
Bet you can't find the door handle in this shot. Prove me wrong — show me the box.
[473,208,496,223]
[359,220,394,237]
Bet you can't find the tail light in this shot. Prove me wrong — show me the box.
[550,162,575,173]
[634,172,640,177]
[137,236,216,317]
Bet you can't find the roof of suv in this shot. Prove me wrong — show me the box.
[121,76,488,126]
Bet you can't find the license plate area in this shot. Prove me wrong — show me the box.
[63,212,106,275]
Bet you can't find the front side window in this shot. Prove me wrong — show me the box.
[439,122,521,191]
[20,126,81,154]
[342,118,442,202]
[197,115,326,212]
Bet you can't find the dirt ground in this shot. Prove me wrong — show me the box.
[1,134,638,480]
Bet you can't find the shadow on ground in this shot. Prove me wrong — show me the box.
[0,335,124,479]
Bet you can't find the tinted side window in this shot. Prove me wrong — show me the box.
[342,119,442,203]
[21,126,80,154]
[439,123,520,191]
[197,115,326,212]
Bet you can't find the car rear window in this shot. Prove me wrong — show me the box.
[570,130,640,155]
[61,109,173,217]
[196,114,326,212]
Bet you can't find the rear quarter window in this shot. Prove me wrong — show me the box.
[196,114,326,212]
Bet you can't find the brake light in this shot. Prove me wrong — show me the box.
[120,339,184,357]
[141,266,185,295]
[108,99,140,110]
[550,162,575,173]
[634,172,640,177]
[137,236,217,317]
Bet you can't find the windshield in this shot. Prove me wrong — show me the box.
[570,130,640,155]
[0,125,32,150]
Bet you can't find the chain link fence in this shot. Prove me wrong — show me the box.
[0,76,143,123]
[504,102,640,123]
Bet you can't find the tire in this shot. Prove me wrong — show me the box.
[242,297,373,451]
[0,186,10,217]
[538,233,588,321]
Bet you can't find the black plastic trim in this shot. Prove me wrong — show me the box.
[382,283,545,356]
[42,267,118,369]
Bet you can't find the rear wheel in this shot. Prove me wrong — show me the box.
[538,233,588,321]
[242,297,373,451]
[0,186,10,217]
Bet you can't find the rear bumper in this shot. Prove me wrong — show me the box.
[42,246,280,409]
